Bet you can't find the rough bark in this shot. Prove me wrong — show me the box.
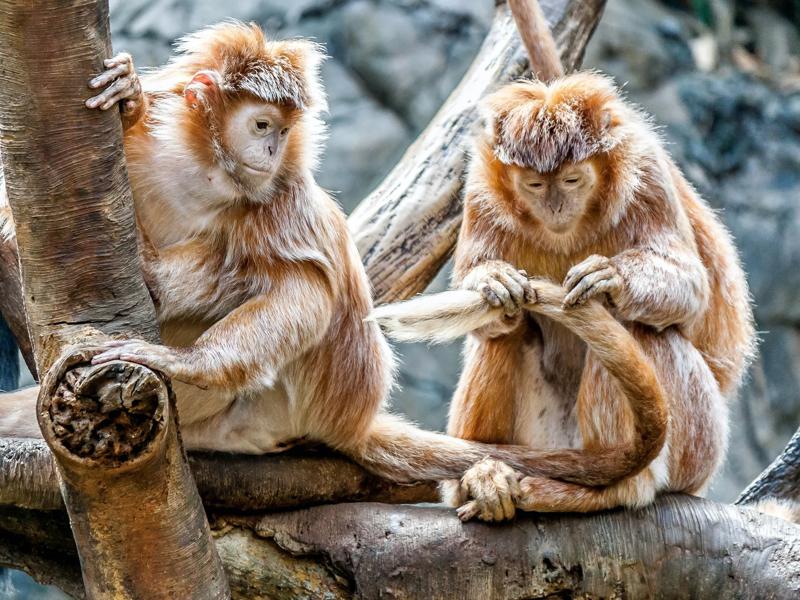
[0,1,228,597]
[1,496,798,600]
[0,437,436,512]
[348,0,606,303]
[737,425,800,506]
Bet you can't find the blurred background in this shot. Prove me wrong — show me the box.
[1,0,799,595]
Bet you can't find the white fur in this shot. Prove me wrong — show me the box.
[369,290,496,343]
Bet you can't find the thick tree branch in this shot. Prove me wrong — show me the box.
[349,0,606,303]
[0,437,436,512]
[1,496,798,599]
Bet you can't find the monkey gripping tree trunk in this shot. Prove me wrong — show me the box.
[0,1,229,597]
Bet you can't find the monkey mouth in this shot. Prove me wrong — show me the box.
[241,163,273,175]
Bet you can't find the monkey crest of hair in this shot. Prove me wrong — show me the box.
[162,20,328,113]
[486,73,629,174]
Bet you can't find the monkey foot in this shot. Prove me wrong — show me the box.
[456,457,521,523]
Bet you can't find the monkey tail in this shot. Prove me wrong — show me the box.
[343,413,496,483]
[369,279,669,486]
[508,0,565,83]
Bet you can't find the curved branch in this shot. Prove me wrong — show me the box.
[349,0,606,303]
[737,425,800,505]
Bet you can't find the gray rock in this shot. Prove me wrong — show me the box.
[317,60,410,209]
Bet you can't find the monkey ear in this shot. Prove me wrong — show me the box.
[184,70,222,109]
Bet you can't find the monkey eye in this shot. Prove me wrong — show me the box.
[280,127,290,137]
[527,181,544,189]
[563,176,580,184]
[254,120,271,133]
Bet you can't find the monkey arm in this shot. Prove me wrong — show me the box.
[92,263,335,392]
[562,235,710,331]
[609,237,711,331]
[188,266,334,390]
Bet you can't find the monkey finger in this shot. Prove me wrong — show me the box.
[487,279,516,315]
[580,278,621,305]
[457,501,480,522]
[480,284,502,308]
[493,271,525,308]
[491,475,515,520]
[563,255,611,292]
[91,350,123,365]
[507,267,530,289]
[86,76,136,110]
[507,471,522,503]
[104,53,133,69]
[562,267,616,307]
[88,62,131,90]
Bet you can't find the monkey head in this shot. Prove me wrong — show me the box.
[169,22,327,196]
[481,73,630,234]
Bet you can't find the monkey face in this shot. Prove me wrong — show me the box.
[222,99,300,190]
[510,161,598,234]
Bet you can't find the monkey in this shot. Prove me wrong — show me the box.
[0,21,684,489]
[370,5,755,519]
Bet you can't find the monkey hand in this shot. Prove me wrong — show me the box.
[462,260,536,317]
[86,52,143,114]
[562,254,623,308]
[90,340,207,388]
[456,457,521,523]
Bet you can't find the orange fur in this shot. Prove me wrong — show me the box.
[444,68,754,517]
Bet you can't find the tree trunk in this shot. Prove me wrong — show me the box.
[0,1,228,597]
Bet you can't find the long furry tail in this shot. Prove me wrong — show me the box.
[369,289,491,343]
[368,279,669,487]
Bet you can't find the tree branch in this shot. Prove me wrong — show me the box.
[2,496,798,599]
[737,425,800,506]
[0,437,436,512]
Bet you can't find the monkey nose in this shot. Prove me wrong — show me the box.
[268,146,274,156]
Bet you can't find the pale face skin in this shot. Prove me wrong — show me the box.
[222,100,294,189]
[510,160,599,233]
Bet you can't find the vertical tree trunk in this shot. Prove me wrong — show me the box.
[0,1,229,598]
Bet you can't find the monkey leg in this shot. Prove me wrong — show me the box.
[178,385,299,454]
[441,326,529,507]
[457,326,726,521]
